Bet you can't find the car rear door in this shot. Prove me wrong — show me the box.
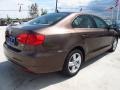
[72,15,107,59]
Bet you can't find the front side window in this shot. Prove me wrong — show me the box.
[92,16,107,28]
[72,15,94,28]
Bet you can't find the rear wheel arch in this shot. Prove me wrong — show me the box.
[65,46,85,64]
[70,46,85,62]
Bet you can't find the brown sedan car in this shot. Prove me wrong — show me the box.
[4,12,118,76]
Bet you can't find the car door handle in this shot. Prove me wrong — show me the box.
[81,34,88,37]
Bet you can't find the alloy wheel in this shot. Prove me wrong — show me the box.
[68,53,82,74]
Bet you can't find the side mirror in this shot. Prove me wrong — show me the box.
[108,25,117,30]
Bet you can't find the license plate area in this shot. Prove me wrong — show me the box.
[6,36,16,46]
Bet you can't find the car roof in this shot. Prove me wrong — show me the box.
[57,12,100,17]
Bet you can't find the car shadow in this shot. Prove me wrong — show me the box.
[81,52,109,69]
[0,52,109,90]
[0,60,69,90]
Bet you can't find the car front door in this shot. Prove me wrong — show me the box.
[92,16,114,50]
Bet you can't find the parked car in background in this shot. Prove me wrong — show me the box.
[4,12,118,76]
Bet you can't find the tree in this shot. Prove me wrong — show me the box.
[29,3,39,18]
[6,15,12,24]
[41,8,47,15]
[0,18,6,26]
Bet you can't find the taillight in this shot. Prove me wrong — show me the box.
[17,33,45,46]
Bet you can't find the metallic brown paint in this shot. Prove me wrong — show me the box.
[4,13,118,73]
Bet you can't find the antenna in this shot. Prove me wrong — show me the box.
[55,0,58,13]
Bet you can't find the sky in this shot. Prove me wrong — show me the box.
[0,0,119,19]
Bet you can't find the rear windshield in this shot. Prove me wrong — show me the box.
[26,13,70,25]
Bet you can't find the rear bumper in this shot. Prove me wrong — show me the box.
[3,43,66,73]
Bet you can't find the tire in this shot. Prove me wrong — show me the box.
[62,49,83,77]
[109,37,118,52]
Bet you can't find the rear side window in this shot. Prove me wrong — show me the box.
[72,15,94,28]
[92,16,107,28]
